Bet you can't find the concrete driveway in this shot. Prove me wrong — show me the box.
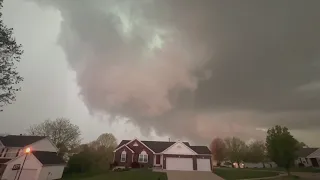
[164,170,224,180]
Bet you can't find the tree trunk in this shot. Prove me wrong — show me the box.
[286,168,291,176]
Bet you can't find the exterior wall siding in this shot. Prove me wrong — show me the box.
[114,146,133,167]
[2,154,41,180]
[114,140,155,168]
[37,165,65,180]
[127,140,154,168]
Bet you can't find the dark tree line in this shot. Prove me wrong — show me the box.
[211,125,302,175]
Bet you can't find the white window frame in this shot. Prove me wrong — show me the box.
[138,151,148,163]
[120,151,127,162]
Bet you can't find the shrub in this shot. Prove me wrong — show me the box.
[110,161,118,170]
[113,168,129,172]
[131,162,140,168]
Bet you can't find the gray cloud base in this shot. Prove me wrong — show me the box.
[31,0,320,145]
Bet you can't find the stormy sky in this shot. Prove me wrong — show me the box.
[1,0,320,146]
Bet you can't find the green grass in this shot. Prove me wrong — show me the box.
[62,170,167,180]
[246,167,320,173]
[263,175,300,180]
[213,168,279,180]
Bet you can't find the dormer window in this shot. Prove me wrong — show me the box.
[138,150,148,163]
[120,150,127,162]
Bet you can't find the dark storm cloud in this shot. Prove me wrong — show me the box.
[31,0,320,144]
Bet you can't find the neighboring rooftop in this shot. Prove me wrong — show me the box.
[32,151,65,165]
[116,139,211,154]
[297,148,318,157]
[0,158,11,164]
[0,135,46,147]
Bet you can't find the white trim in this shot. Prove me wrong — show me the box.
[113,138,155,153]
[161,141,198,155]
[0,140,4,147]
[113,144,134,153]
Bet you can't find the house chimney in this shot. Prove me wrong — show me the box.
[20,134,22,136]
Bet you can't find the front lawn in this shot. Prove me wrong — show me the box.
[62,170,168,180]
[247,167,320,173]
[213,168,279,180]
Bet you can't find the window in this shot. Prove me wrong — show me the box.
[120,151,126,162]
[138,151,148,163]
[4,148,18,158]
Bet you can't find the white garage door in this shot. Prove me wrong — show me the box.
[197,159,211,171]
[166,157,193,171]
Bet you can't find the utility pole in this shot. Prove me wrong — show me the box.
[16,147,31,180]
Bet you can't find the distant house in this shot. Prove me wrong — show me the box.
[0,135,66,180]
[295,148,320,168]
[113,138,212,171]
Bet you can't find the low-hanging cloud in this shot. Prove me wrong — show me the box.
[31,0,320,145]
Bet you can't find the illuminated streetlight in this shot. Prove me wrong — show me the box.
[17,147,32,180]
[25,147,31,154]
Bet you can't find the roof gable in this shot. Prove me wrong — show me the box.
[115,140,191,153]
[162,142,197,155]
[306,148,320,158]
[0,135,46,147]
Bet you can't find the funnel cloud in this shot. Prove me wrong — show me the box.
[29,0,320,144]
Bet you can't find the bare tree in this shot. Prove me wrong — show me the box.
[89,133,117,150]
[210,137,226,166]
[28,118,81,155]
[0,0,23,111]
[224,137,247,167]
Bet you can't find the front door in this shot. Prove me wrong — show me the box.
[156,155,161,164]
[310,158,319,167]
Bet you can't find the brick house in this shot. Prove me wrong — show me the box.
[113,138,212,171]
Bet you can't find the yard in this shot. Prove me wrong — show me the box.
[246,167,320,173]
[213,168,279,180]
[62,170,168,180]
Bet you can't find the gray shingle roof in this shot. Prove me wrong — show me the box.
[116,140,211,154]
[32,151,66,165]
[297,148,318,157]
[0,135,46,147]
[189,146,211,154]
